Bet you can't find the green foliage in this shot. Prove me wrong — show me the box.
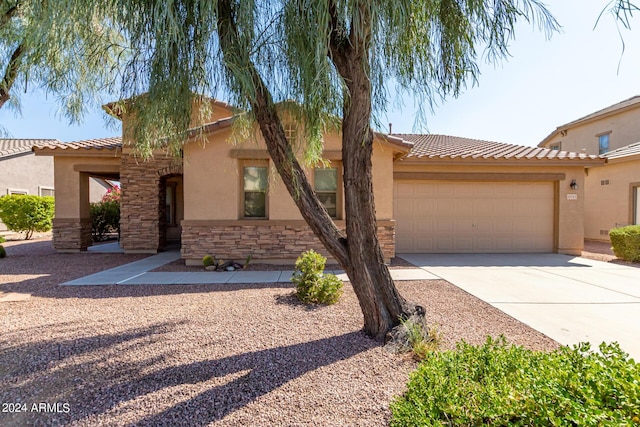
[202,254,215,267]
[610,225,640,262]
[90,200,120,242]
[0,245,5,258]
[0,195,54,240]
[399,318,440,360]
[390,337,640,427]
[291,249,343,305]
[0,0,126,124]
[0,235,5,243]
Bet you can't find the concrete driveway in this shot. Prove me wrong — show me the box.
[399,253,640,360]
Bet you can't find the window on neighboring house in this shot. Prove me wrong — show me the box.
[598,133,610,155]
[314,167,338,218]
[7,189,28,195]
[243,165,268,218]
[39,187,55,197]
[550,143,560,151]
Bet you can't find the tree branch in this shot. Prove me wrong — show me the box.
[217,0,349,264]
[1,1,21,30]
[0,43,24,109]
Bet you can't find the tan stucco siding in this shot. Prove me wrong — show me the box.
[584,159,640,241]
[372,140,395,219]
[53,156,120,219]
[183,128,395,222]
[183,129,240,220]
[544,108,640,154]
[393,162,587,255]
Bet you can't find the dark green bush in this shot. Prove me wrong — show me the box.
[0,245,6,258]
[0,195,55,240]
[390,337,640,427]
[610,225,640,262]
[90,200,120,242]
[291,249,343,305]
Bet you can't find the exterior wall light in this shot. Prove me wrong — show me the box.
[570,179,578,190]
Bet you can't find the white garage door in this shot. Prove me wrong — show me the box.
[394,181,554,253]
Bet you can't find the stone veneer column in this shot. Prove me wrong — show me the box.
[119,154,178,253]
[52,218,93,252]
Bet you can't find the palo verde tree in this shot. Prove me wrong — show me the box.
[82,0,557,339]
[0,1,124,124]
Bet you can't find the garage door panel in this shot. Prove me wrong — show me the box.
[394,181,554,253]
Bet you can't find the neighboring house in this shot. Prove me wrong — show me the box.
[0,139,57,231]
[538,96,640,241]
[33,99,602,262]
[539,95,640,155]
[0,138,115,233]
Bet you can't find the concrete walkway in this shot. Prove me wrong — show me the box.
[63,249,438,286]
[399,253,640,360]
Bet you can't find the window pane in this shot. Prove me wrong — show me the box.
[599,134,609,154]
[318,193,337,217]
[244,167,267,191]
[244,192,266,217]
[315,168,337,191]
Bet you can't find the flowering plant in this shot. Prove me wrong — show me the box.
[102,185,121,203]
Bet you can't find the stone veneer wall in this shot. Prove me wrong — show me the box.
[52,218,92,251]
[119,154,181,253]
[181,220,396,263]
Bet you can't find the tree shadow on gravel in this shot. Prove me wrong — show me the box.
[1,327,374,426]
[123,331,374,426]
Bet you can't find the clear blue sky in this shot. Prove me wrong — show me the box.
[1,0,639,147]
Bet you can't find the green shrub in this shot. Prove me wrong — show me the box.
[203,254,215,267]
[90,200,120,242]
[0,236,5,243]
[0,195,55,240]
[610,225,640,262]
[390,337,640,427]
[291,249,343,305]
[0,245,6,258]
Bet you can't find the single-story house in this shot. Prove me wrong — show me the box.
[0,138,112,233]
[33,99,602,263]
[538,95,640,240]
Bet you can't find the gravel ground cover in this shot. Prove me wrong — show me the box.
[1,238,559,426]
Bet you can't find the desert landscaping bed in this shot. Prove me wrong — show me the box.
[1,238,560,426]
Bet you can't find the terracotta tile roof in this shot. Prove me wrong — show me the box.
[32,137,122,152]
[393,134,601,161]
[0,138,60,158]
[603,141,640,160]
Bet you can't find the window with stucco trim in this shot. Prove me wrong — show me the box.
[39,186,55,197]
[314,167,338,218]
[598,132,611,155]
[242,164,268,218]
[7,188,28,195]
[550,143,561,151]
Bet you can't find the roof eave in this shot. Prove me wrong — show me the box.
[399,156,604,167]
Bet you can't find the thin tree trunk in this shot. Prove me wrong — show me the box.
[218,0,422,340]
[326,1,419,339]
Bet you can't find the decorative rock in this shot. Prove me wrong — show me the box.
[226,266,235,271]
[205,266,217,271]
